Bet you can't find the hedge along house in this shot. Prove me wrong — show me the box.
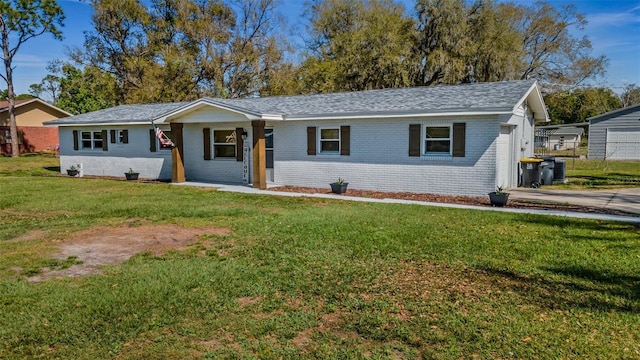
[46,80,548,196]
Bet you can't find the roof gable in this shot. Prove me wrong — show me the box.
[0,98,71,118]
[588,104,640,123]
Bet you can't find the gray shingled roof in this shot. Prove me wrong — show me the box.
[46,80,537,125]
[216,80,536,116]
[46,102,188,125]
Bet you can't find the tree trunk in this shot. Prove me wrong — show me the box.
[6,70,18,157]
[1,18,19,157]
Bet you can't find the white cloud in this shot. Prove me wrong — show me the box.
[587,6,640,28]
[12,54,49,69]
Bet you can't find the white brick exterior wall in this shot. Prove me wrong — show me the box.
[273,116,503,196]
[58,125,172,179]
[58,110,534,197]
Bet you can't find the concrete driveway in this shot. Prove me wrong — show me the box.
[507,187,640,215]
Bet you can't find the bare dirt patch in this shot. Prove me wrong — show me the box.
[28,223,230,282]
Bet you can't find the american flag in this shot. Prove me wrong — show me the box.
[155,127,174,147]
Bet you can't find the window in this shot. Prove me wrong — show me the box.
[425,126,451,154]
[320,128,340,153]
[110,129,129,144]
[307,126,350,156]
[213,129,236,158]
[81,131,104,150]
[265,128,274,169]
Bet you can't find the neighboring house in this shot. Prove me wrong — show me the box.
[45,80,548,196]
[535,125,584,150]
[0,98,71,154]
[588,104,640,160]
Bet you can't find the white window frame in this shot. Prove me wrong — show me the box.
[81,130,104,150]
[319,127,340,154]
[424,125,452,155]
[213,129,237,159]
[265,128,274,169]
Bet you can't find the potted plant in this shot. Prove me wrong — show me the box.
[330,178,349,194]
[66,165,79,177]
[488,186,509,207]
[125,168,139,181]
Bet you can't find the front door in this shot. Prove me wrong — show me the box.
[497,125,515,188]
[265,128,274,182]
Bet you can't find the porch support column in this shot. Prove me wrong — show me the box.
[252,120,266,189]
[170,122,185,183]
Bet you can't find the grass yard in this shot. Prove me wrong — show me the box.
[1,156,639,359]
[561,159,640,188]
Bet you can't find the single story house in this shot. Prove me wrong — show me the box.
[588,104,640,160]
[45,80,548,196]
[0,98,71,154]
[534,125,584,150]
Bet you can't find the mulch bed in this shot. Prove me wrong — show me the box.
[271,186,635,217]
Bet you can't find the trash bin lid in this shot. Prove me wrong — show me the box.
[520,157,543,163]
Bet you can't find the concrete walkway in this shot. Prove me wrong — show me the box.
[172,182,640,224]
[508,187,640,215]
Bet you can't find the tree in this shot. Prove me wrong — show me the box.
[0,89,32,100]
[70,0,293,103]
[620,84,640,108]
[70,0,152,104]
[196,0,293,98]
[465,1,522,83]
[29,61,63,102]
[301,0,415,92]
[303,0,606,92]
[413,0,470,86]
[0,0,64,157]
[509,1,607,86]
[55,64,118,114]
[544,87,620,125]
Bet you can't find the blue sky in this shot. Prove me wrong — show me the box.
[7,0,640,97]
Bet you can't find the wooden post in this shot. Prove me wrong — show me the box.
[252,120,266,189]
[170,123,185,183]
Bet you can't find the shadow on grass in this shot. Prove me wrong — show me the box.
[571,174,640,186]
[44,166,61,173]
[479,265,639,313]
[518,214,640,233]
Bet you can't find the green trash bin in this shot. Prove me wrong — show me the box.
[520,158,543,188]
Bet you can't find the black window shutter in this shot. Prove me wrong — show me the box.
[149,129,157,152]
[122,130,129,144]
[73,130,79,150]
[102,130,108,151]
[307,127,317,156]
[408,124,421,157]
[452,123,466,157]
[340,126,350,156]
[236,127,243,161]
[110,130,116,143]
[203,128,211,160]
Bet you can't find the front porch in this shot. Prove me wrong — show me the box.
[165,119,270,190]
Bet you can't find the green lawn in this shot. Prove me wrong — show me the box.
[562,159,640,188]
[1,156,639,359]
